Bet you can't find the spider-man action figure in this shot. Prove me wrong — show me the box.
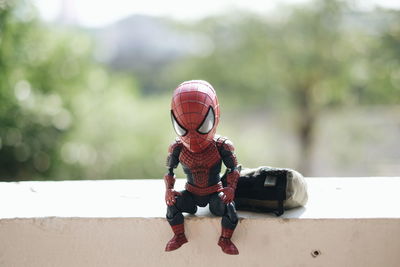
[164,80,240,255]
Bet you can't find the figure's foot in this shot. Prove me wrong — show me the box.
[218,237,239,255]
[165,233,188,252]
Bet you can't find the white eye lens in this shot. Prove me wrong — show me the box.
[197,107,215,134]
[171,111,187,136]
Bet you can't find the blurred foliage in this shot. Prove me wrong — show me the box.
[0,0,91,179]
[0,0,399,180]
[0,0,139,180]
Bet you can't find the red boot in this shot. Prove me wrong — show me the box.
[218,228,239,255]
[165,224,188,252]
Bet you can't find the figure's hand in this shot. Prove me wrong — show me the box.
[217,187,235,204]
[165,189,182,206]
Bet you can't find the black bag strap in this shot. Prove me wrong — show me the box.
[274,200,284,216]
[271,169,286,216]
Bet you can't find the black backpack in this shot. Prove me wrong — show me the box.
[222,166,308,216]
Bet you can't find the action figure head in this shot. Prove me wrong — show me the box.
[170,80,220,153]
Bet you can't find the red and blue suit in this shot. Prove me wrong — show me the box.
[164,80,240,255]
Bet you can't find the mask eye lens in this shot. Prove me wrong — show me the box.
[171,111,187,136]
[197,107,215,134]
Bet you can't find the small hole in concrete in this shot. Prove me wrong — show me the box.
[311,250,321,258]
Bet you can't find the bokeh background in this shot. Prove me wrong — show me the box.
[1,0,399,181]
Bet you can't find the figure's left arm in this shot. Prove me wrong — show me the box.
[218,139,240,204]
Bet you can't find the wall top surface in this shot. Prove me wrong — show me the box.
[1,177,399,219]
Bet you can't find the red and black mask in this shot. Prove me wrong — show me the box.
[170,80,220,153]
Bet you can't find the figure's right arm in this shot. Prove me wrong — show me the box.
[164,139,182,206]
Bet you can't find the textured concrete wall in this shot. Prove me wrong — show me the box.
[1,217,399,267]
[1,178,400,267]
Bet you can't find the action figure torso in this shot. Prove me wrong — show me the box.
[167,136,237,189]
[179,141,222,188]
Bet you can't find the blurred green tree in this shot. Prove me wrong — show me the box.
[366,10,400,104]
[262,0,355,173]
[0,0,170,181]
[0,0,115,180]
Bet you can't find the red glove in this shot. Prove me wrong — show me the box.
[217,187,235,204]
[165,189,182,206]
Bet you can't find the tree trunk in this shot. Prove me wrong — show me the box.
[294,86,317,176]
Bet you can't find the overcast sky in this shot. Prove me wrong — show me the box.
[33,0,400,28]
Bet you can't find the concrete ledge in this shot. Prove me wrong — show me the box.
[1,178,400,266]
